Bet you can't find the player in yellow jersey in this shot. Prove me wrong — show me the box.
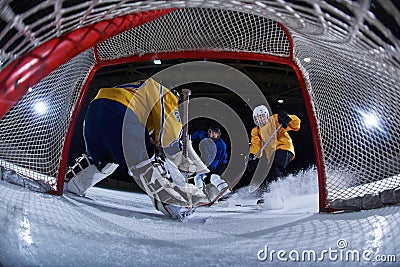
[66,78,208,220]
[248,105,301,203]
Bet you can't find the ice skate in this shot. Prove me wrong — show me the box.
[195,174,232,206]
[153,199,195,221]
[256,198,264,206]
[210,174,231,198]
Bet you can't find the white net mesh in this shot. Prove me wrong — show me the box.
[0,49,96,188]
[97,8,290,60]
[0,1,399,210]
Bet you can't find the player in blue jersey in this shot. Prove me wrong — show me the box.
[191,126,230,199]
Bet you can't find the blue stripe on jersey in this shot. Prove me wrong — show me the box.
[177,128,183,151]
[158,85,165,146]
[114,80,146,90]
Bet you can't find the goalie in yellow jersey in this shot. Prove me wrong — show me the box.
[66,78,209,221]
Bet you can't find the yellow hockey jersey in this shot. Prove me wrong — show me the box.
[93,78,182,149]
[250,114,301,160]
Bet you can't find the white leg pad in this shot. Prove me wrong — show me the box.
[178,183,206,198]
[153,173,188,203]
[137,164,188,204]
[67,163,118,196]
[132,158,206,207]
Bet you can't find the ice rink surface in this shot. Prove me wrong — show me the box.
[0,168,399,267]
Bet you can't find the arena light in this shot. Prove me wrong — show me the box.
[359,110,381,130]
[277,99,284,104]
[33,101,48,115]
[153,59,162,65]
[364,114,378,128]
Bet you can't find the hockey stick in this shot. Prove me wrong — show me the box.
[179,88,195,210]
[179,88,193,187]
[181,88,191,160]
[251,124,282,161]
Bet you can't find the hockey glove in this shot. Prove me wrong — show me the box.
[247,154,259,172]
[278,110,292,128]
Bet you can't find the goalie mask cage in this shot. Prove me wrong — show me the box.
[0,1,399,212]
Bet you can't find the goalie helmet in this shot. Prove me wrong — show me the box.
[253,105,270,127]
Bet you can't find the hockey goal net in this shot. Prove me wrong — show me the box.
[0,1,399,212]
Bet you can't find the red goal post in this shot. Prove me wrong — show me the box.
[0,2,399,212]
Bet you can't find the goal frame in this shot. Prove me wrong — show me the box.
[5,7,386,213]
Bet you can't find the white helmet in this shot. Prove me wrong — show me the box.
[253,105,270,127]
